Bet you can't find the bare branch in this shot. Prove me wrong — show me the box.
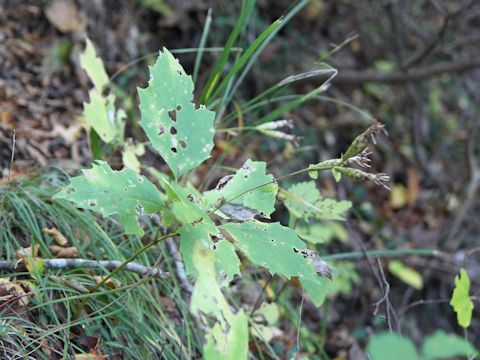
[0,258,168,278]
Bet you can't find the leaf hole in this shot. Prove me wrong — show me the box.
[270,239,275,243]
[89,200,97,206]
[179,140,187,149]
[171,147,177,154]
[176,69,182,75]
[138,177,144,183]
[170,126,177,135]
[176,105,181,111]
[292,247,299,253]
[168,110,177,122]
[158,125,165,136]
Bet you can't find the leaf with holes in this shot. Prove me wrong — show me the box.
[53,161,164,235]
[203,159,278,218]
[138,48,215,179]
[280,181,351,221]
[222,221,327,291]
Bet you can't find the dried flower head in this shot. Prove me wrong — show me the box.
[341,123,387,162]
[334,166,391,190]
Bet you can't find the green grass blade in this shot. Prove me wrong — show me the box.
[193,8,213,83]
[200,0,255,104]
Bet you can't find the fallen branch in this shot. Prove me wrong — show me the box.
[0,258,168,278]
[311,59,480,85]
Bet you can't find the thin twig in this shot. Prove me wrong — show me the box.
[166,237,194,294]
[373,258,393,333]
[401,0,475,69]
[0,258,167,278]
[446,117,480,249]
[311,59,480,85]
[399,294,480,319]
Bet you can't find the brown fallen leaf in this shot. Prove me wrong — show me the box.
[43,227,68,246]
[45,0,83,33]
[50,245,78,258]
[16,245,39,259]
[0,278,30,306]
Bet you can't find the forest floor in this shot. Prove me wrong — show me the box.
[1,0,479,358]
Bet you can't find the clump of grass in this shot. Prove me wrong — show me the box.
[0,170,202,358]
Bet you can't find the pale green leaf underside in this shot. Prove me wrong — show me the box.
[179,220,218,277]
[450,268,474,328]
[138,48,215,178]
[190,244,230,320]
[79,38,109,91]
[122,140,145,173]
[204,311,249,360]
[222,221,322,286]
[83,92,118,143]
[282,181,351,221]
[203,159,278,218]
[53,161,163,235]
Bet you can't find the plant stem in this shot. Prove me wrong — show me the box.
[323,248,441,261]
[87,231,178,295]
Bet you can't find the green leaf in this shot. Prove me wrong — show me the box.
[213,240,241,286]
[367,333,419,360]
[222,221,326,294]
[300,277,330,307]
[138,48,215,179]
[422,331,477,360]
[450,268,474,328]
[388,260,423,290]
[281,181,351,221]
[332,168,342,182]
[83,92,120,143]
[79,38,109,92]
[53,161,164,235]
[203,159,278,218]
[296,222,348,244]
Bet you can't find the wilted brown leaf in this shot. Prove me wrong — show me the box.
[43,227,68,246]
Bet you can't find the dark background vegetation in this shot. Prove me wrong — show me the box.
[1,0,479,358]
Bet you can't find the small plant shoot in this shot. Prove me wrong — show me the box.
[54,39,395,358]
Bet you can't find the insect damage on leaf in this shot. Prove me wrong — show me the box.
[138,48,215,179]
[53,161,164,235]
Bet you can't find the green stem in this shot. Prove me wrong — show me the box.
[87,231,178,295]
[209,158,343,214]
[323,248,441,261]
